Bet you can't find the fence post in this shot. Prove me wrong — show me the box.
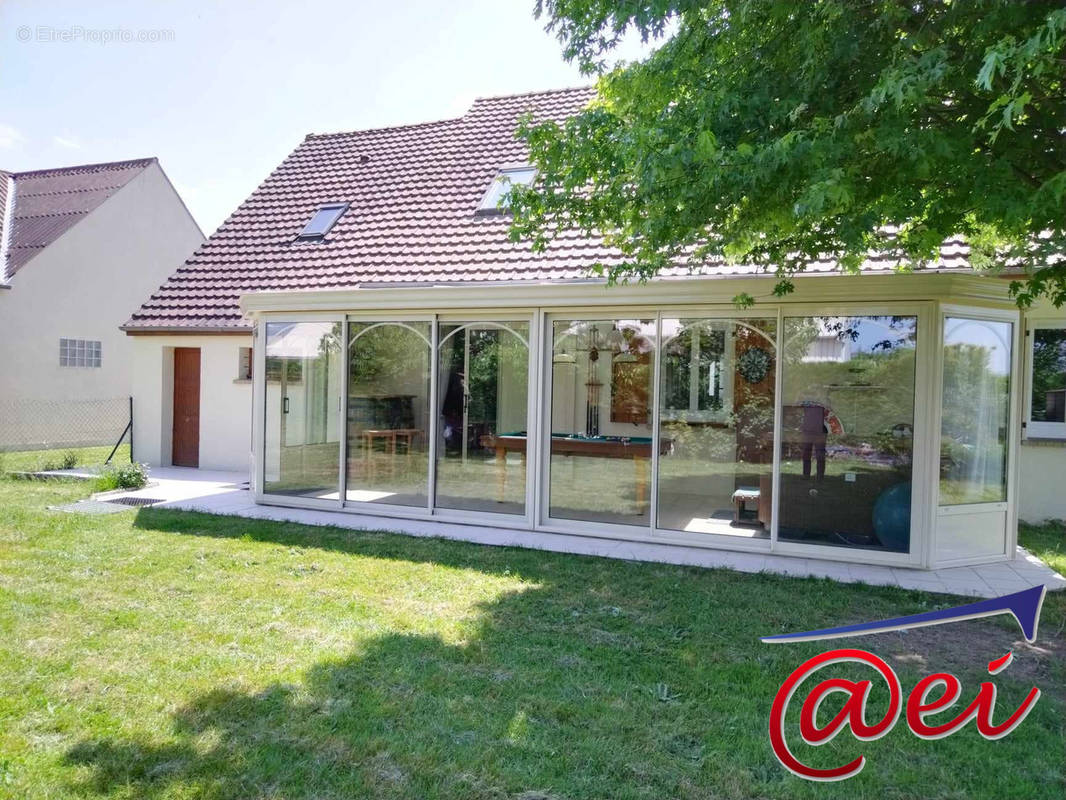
[129,395,134,464]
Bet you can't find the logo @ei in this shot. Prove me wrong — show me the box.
[761,586,1046,782]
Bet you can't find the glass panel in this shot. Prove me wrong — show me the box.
[779,316,917,553]
[940,317,1012,504]
[263,321,343,498]
[548,318,656,525]
[1031,328,1066,424]
[298,204,346,238]
[657,318,776,538]
[346,322,431,507]
[479,168,536,211]
[436,322,530,514]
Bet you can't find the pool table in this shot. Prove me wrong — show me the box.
[478,432,671,509]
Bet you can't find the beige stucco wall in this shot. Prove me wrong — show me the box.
[130,334,253,473]
[1018,442,1066,523]
[0,163,203,406]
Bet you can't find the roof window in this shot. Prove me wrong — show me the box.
[296,202,348,240]
[477,167,536,214]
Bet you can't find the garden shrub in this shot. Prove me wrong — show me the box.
[94,462,149,492]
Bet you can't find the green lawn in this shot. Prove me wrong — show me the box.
[0,478,1062,800]
[0,444,132,474]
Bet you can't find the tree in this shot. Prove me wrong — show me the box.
[510,1,1066,307]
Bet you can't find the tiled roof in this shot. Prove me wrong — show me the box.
[124,87,976,332]
[0,170,11,283]
[0,158,155,279]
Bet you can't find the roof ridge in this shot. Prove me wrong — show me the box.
[18,187,136,197]
[470,84,594,103]
[305,116,461,141]
[302,86,596,141]
[11,211,97,219]
[12,157,156,179]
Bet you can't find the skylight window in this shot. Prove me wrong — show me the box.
[296,202,348,240]
[477,167,536,214]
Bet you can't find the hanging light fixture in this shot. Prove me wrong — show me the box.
[604,325,626,353]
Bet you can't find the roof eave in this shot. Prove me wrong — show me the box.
[121,324,253,336]
[239,270,1014,317]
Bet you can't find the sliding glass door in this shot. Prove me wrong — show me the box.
[263,321,343,498]
[777,316,918,554]
[656,317,776,538]
[547,318,657,525]
[345,321,432,507]
[436,321,530,515]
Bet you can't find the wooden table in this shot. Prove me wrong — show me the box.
[479,433,670,509]
[360,428,423,481]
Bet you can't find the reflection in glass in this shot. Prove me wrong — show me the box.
[1030,328,1066,424]
[656,318,776,537]
[940,318,1012,505]
[264,321,343,498]
[778,317,917,553]
[549,319,656,525]
[346,322,431,507]
[436,322,529,514]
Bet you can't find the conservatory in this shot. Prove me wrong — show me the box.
[243,273,1022,570]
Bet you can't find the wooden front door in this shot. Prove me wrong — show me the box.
[172,347,201,467]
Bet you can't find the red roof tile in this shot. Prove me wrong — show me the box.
[123,87,976,332]
[1,158,155,279]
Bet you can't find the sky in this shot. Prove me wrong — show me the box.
[0,0,656,235]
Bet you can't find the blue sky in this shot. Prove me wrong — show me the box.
[0,0,653,234]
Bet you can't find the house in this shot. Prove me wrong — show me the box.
[124,87,1066,571]
[0,158,204,450]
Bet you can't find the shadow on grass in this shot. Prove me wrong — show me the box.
[131,504,561,580]
[63,557,772,799]
[60,507,1063,799]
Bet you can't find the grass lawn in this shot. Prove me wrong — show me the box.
[0,444,132,474]
[0,478,1062,800]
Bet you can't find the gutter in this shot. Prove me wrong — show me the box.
[121,325,253,336]
[239,271,1016,317]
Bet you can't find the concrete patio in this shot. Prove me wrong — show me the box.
[97,466,1066,599]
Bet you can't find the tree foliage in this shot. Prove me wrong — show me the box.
[511,1,1066,306]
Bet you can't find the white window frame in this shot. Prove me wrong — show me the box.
[538,310,663,537]
[434,313,538,528]
[658,321,735,424]
[931,304,1021,568]
[1024,318,1066,440]
[247,291,1025,570]
[257,314,346,512]
[236,346,253,381]
[342,314,436,517]
[295,202,348,241]
[770,304,933,568]
[476,166,536,214]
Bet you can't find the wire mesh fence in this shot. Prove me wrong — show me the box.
[0,396,132,454]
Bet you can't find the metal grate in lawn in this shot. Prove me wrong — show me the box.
[50,500,136,515]
[106,496,164,507]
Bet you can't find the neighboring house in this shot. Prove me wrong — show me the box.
[125,87,1065,572]
[0,158,204,449]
